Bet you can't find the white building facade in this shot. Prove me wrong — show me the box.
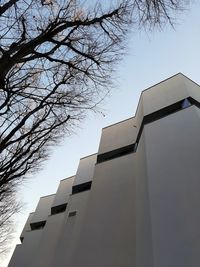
[8,73,200,267]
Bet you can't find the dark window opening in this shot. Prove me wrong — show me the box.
[51,203,67,215]
[72,181,92,194]
[189,97,200,108]
[30,220,46,230]
[97,144,135,163]
[143,100,183,125]
[134,142,138,152]
[181,98,191,109]
[68,211,77,217]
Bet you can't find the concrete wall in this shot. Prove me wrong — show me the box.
[31,194,55,224]
[98,73,196,157]
[9,229,44,267]
[73,153,136,267]
[73,154,97,185]
[52,176,74,208]
[98,117,136,154]
[50,191,91,267]
[135,132,154,267]
[33,212,68,267]
[20,212,34,240]
[140,73,189,115]
[144,106,200,266]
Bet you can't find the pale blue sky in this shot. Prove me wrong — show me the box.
[3,2,200,266]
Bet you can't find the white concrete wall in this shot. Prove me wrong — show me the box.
[144,106,200,266]
[50,191,91,267]
[140,73,190,116]
[9,229,44,267]
[98,73,195,157]
[32,190,91,267]
[20,212,34,240]
[135,132,154,267]
[73,153,136,267]
[30,194,55,224]
[183,74,200,103]
[52,176,74,207]
[73,154,97,186]
[98,117,136,154]
[33,211,68,267]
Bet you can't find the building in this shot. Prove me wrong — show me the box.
[8,73,200,267]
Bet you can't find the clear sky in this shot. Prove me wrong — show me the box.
[2,2,200,266]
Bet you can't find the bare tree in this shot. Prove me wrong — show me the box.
[0,0,190,252]
[0,189,21,255]
[131,0,187,27]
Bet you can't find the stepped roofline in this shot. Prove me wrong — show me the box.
[103,73,200,130]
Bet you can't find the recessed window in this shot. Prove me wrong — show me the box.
[30,220,46,230]
[51,203,67,215]
[97,144,135,163]
[134,142,138,152]
[72,181,92,194]
[181,98,191,109]
[68,211,77,217]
